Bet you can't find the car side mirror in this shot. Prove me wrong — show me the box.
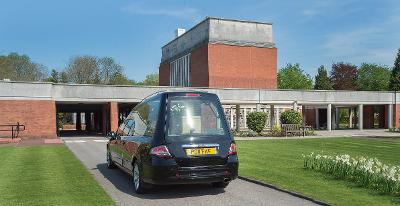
[107,131,117,140]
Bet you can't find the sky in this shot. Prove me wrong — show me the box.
[1,0,400,81]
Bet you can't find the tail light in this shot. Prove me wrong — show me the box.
[228,143,237,155]
[150,145,172,158]
[185,93,201,97]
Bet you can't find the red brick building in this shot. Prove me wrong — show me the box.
[159,17,277,89]
[0,17,399,140]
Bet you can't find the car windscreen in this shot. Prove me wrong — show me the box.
[167,95,228,138]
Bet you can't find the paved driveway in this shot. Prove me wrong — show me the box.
[63,136,318,206]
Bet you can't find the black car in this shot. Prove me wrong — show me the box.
[106,91,238,194]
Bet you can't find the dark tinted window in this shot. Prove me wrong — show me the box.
[167,94,228,138]
[127,95,161,137]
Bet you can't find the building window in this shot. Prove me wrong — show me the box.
[170,54,191,86]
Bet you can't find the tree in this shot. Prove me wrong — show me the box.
[109,71,136,85]
[277,63,313,89]
[314,65,332,90]
[98,57,125,84]
[0,52,47,81]
[141,73,159,86]
[59,71,68,83]
[358,63,390,91]
[389,49,400,91]
[65,55,100,84]
[46,69,59,83]
[64,55,132,85]
[330,62,358,90]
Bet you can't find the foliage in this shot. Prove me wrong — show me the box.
[339,109,349,125]
[0,52,47,81]
[46,69,59,83]
[64,55,132,85]
[314,65,332,90]
[358,63,390,91]
[238,137,400,206]
[389,48,400,91]
[246,112,267,134]
[270,124,282,136]
[278,63,313,90]
[280,109,302,124]
[330,62,358,90]
[139,73,159,86]
[231,130,260,137]
[59,71,69,83]
[303,152,400,196]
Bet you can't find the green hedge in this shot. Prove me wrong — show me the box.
[280,109,302,124]
[246,112,267,134]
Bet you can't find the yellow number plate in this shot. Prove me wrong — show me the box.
[185,147,217,156]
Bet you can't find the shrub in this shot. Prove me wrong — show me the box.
[270,124,282,136]
[280,109,302,124]
[246,112,267,134]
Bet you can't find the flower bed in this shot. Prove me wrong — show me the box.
[303,152,400,196]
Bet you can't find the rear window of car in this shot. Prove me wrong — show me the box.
[166,94,228,138]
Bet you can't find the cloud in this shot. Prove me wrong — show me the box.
[323,26,398,65]
[121,2,199,19]
[300,0,361,19]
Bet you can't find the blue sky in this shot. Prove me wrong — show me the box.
[1,0,400,81]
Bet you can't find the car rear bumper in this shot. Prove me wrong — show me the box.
[143,161,238,185]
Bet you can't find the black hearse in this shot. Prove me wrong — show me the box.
[106,91,238,193]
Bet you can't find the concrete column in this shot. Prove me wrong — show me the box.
[270,105,275,129]
[388,104,393,129]
[302,105,306,126]
[235,105,241,132]
[327,104,332,131]
[243,107,247,129]
[349,108,353,128]
[315,108,320,129]
[76,112,82,131]
[335,107,340,129]
[110,102,119,132]
[230,107,234,129]
[293,101,298,111]
[256,103,261,112]
[358,104,363,130]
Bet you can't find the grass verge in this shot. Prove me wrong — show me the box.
[237,137,400,206]
[0,145,115,206]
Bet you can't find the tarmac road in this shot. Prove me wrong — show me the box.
[63,136,319,206]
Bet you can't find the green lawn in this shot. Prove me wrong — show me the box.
[0,145,115,206]
[237,137,400,206]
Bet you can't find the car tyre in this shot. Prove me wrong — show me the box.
[107,151,116,169]
[212,181,229,188]
[132,161,147,194]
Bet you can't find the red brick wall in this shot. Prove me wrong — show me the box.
[158,43,277,89]
[110,102,119,132]
[190,44,209,87]
[208,44,277,89]
[159,62,169,86]
[0,100,57,139]
[395,104,400,128]
[363,105,374,129]
[304,109,316,128]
